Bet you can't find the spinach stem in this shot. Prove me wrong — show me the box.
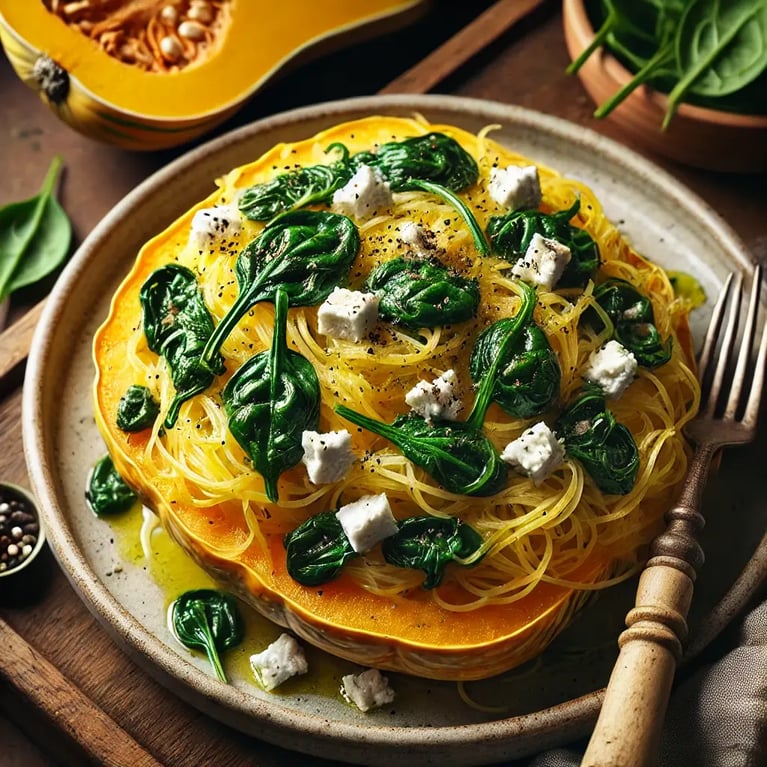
[566,8,617,75]
[595,46,675,119]
[466,281,535,429]
[410,179,489,256]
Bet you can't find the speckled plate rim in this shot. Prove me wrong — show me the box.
[21,94,766,766]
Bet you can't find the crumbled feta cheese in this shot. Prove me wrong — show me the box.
[511,233,572,291]
[301,429,355,484]
[501,421,565,485]
[189,204,241,246]
[341,668,396,712]
[488,164,541,210]
[250,633,308,691]
[332,165,392,220]
[399,221,435,254]
[317,287,380,342]
[405,369,462,423]
[585,340,638,399]
[335,493,398,553]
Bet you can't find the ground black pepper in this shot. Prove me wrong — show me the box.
[0,488,40,574]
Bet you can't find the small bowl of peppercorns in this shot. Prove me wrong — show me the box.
[0,482,45,579]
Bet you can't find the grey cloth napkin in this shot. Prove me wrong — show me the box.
[514,597,767,767]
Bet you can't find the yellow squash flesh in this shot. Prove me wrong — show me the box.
[0,1,425,150]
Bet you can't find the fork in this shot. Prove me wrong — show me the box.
[581,263,767,767]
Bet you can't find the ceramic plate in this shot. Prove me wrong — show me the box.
[22,95,767,766]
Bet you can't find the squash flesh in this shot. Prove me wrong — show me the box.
[0,1,423,116]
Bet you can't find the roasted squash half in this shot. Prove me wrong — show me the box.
[93,116,697,680]
[0,1,424,150]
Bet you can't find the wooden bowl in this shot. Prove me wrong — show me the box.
[562,0,767,173]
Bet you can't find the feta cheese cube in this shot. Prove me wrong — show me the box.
[585,340,638,399]
[488,164,541,210]
[189,204,241,246]
[405,369,462,423]
[335,493,398,553]
[332,165,393,220]
[250,633,308,691]
[301,429,355,484]
[341,668,396,712]
[399,221,435,254]
[511,233,572,291]
[501,421,565,485]
[317,287,380,342]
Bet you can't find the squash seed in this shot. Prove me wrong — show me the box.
[160,6,179,24]
[44,0,227,73]
[178,20,206,41]
[160,35,183,62]
[188,2,213,24]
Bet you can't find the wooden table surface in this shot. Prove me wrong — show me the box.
[1,2,765,765]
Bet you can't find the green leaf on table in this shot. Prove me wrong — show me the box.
[0,156,72,301]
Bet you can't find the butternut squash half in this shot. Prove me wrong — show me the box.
[92,116,698,680]
[0,1,425,150]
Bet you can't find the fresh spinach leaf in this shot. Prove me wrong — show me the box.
[170,589,244,683]
[486,199,600,288]
[664,0,767,127]
[86,454,137,516]
[335,406,508,497]
[0,156,72,300]
[468,281,560,425]
[381,516,484,589]
[568,0,767,125]
[140,263,224,428]
[364,255,480,329]
[556,385,639,495]
[238,143,354,221]
[222,288,320,502]
[592,278,671,367]
[201,209,359,369]
[116,384,160,432]
[284,512,358,586]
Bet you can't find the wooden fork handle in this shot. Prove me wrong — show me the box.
[582,491,707,765]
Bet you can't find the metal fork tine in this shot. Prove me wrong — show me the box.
[725,264,762,419]
[743,285,767,426]
[704,271,743,416]
[698,272,733,393]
